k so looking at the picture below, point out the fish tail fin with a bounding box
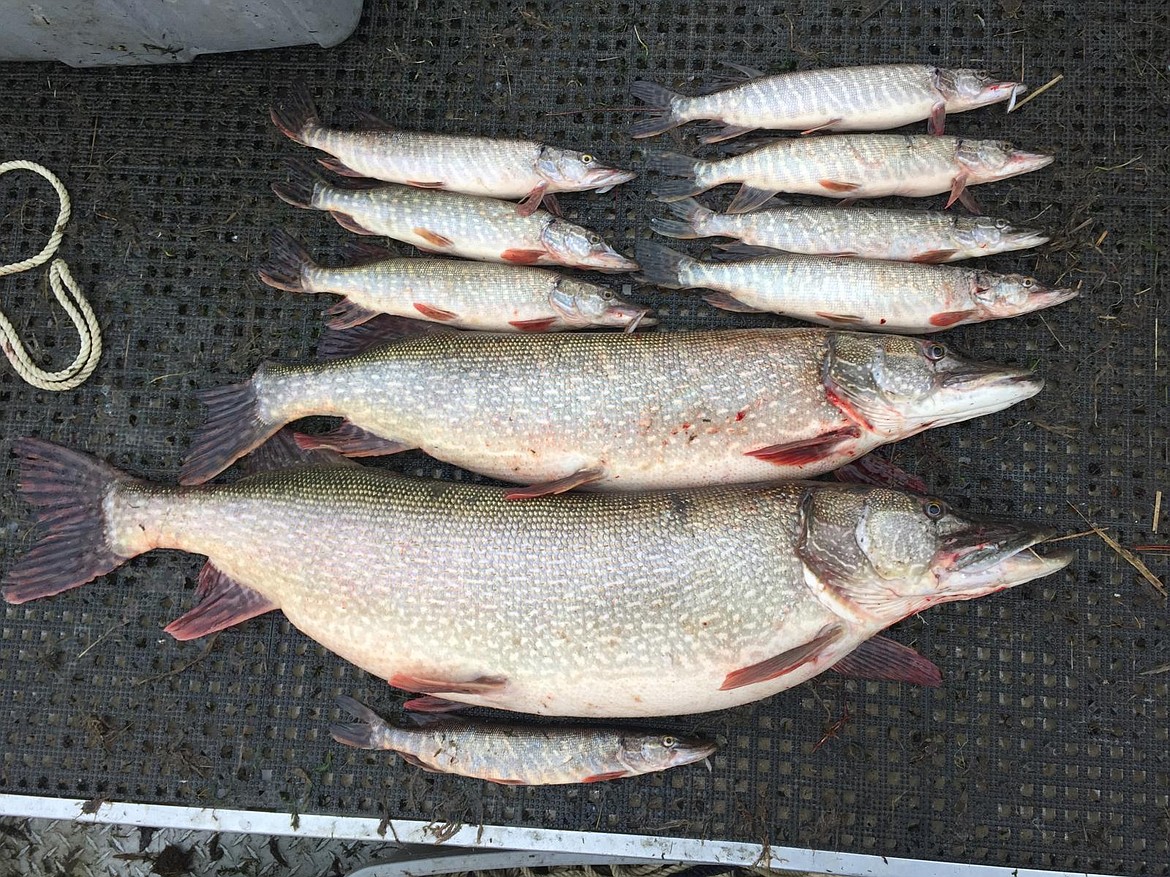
[650,197,715,239]
[635,241,698,290]
[629,81,685,138]
[2,439,138,605]
[180,374,283,485]
[271,160,322,210]
[647,152,705,201]
[269,81,322,146]
[257,229,316,293]
[330,696,393,749]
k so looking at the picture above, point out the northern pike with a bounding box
[650,136,1054,214]
[631,64,1025,143]
[651,198,1050,263]
[258,230,655,332]
[177,321,1044,492]
[271,83,635,217]
[330,696,715,784]
[272,164,638,272]
[636,242,1076,333]
[2,436,1072,717]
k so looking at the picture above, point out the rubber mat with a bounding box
[0,2,1166,875]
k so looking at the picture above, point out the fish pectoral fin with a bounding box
[745,426,862,467]
[819,179,861,193]
[832,454,930,494]
[509,317,559,332]
[928,101,946,136]
[944,172,969,209]
[413,302,459,321]
[403,695,469,713]
[581,770,630,783]
[294,421,408,458]
[726,183,779,214]
[504,467,605,500]
[800,118,843,135]
[516,182,549,217]
[957,187,983,215]
[164,563,277,641]
[703,291,767,314]
[500,248,547,265]
[698,124,758,145]
[720,623,845,690]
[330,211,378,236]
[317,156,365,177]
[814,311,865,325]
[398,752,444,774]
[413,227,454,248]
[928,309,977,328]
[388,672,507,696]
[541,192,563,217]
[486,776,530,785]
[909,248,959,264]
[830,635,942,687]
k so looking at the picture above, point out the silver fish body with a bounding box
[3,439,1073,718]
[632,64,1024,142]
[272,166,638,273]
[651,199,1050,263]
[258,230,654,332]
[637,242,1077,333]
[330,697,715,784]
[177,326,1044,490]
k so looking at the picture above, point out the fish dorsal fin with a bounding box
[241,429,359,473]
[164,563,278,641]
[317,314,454,361]
[351,109,397,131]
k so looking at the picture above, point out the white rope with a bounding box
[0,160,102,391]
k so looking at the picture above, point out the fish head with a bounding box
[954,216,1050,255]
[936,68,1026,112]
[536,146,637,193]
[549,278,657,331]
[823,333,1043,436]
[970,270,1078,319]
[617,732,718,775]
[956,139,1054,184]
[799,486,1072,625]
[541,220,640,272]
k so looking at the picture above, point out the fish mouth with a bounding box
[979,79,1027,109]
[590,168,638,193]
[1000,228,1051,251]
[604,304,657,332]
[934,360,1044,421]
[936,520,1073,593]
[1003,148,1055,177]
[671,738,719,767]
[585,250,641,273]
[1016,283,1079,314]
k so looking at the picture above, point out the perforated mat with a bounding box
[0,2,1167,875]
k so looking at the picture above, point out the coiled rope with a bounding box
[0,160,101,391]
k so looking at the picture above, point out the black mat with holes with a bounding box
[0,2,1167,874]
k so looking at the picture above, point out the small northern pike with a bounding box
[631,64,1025,143]
[258,230,655,332]
[650,136,1054,214]
[330,697,715,784]
[272,164,638,273]
[651,198,1050,263]
[177,321,1043,492]
[2,436,1071,717]
[637,242,1076,333]
[272,83,635,216]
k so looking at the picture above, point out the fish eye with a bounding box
[995,219,1009,230]
[581,154,594,163]
[1022,278,1034,289]
[587,233,601,245]
[602,290,615,300]
[924,342,947,362]
[923,498,946,520]
[661,735,677,748]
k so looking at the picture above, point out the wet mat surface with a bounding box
[0,2,1167,874]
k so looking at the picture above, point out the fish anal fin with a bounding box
[324,298,383,330]
[501,248,547,265]
[699,124,757,145]
[398,752,443,774]
[413,227,454,248]
[745,426,862,467]
[413,302,458,321]
[164,563,277,641]
[504,467,604,500]
[388,673,507,696]
[928,309,976,328]
[331,211,378,235]
[720,623,844,690]
[726,183,779,214]
[317,156,365,177]
[703,291,766,314]
[910,249,959,264]
[294,421,407,458]
[819,179,861,193]
[830,635,942,687]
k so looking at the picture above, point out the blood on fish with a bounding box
[736,411,747,421]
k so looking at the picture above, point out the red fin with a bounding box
[910,249,959,264]
[833,454,930,494]
[242,429,359,473]
[317,314,449,360]
[928,309,976,327]
[745,426,861,467]
[927,102,946,136]
[820,179,860,193]
[389,673,507,695]
[324,298,382,330]
[294,421,407,458]
[801,118,842,135]
[317,156,365,177]
[504,467,604,500]
[830,635,942,687]
[703,291,766,314]
[406,180,445,189]
[501,248,546,265]
[487,777,529,786]
[398,752,443,774]
[582,770,629,783]
[721,624,844,690]
[517,182,548,217]
[509,317,558,332]
[338,238,396,264]
[413,302,458,321]
[944,172,969,209]
[403,696,468,713]
[331,211,378,235]
[164,563,277,641]
[413,228,453,248]
[815,311,865,325]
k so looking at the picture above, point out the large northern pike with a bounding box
[330,696,715,784]
[631,64,1025,143]
[272,82,635,216]
[176,323,1045,494]
[650,136,1054,213]
[2,436,1071,717]
[651,198,1049,263]
[636,242,1076,333]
